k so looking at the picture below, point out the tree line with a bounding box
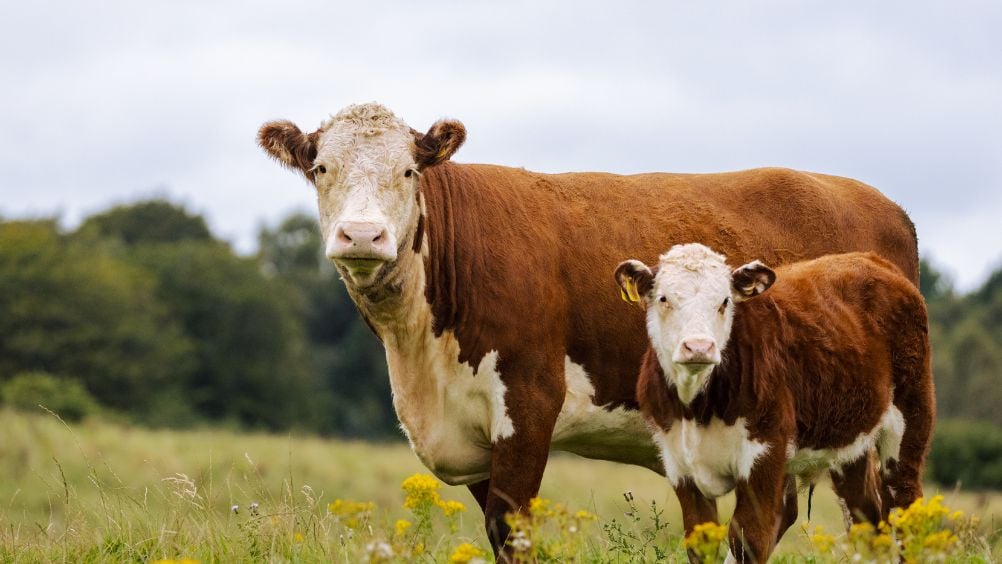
[1,199,1000,479]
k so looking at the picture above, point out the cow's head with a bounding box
[615,243,775,404]
[258,103,465,288]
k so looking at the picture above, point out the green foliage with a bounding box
[929,419,1002,490]
[77,199,211,245]
[0,371,98,422]
[0,220,193,412]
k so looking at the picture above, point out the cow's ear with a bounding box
[258,120,319,178]
[614,259,655,308]
[731,260,776,302]
[413,119,466,169]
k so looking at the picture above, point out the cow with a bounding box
[615,244,934,562]
[257,102,920,557]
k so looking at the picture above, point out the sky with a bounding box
[1,1,1000,290]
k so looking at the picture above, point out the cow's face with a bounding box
[258,103,465,287]
[615,243,775,404]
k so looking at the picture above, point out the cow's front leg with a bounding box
[483,354,565,560]
[675,478,719,564]
[728,443,787,563]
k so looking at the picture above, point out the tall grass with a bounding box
[0,408,997,562]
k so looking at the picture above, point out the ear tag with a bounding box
[621,279,641,303]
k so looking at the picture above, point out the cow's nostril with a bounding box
[372,232,382,243]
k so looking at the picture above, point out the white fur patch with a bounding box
[376,251,661,484]
[786,404,906,478]
[652,417,770,498]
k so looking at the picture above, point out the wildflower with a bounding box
[293,531,305,543]
[230,504,239,514]
[922,530,958,551]
[449,542,487,564]
[328,499,376,529]
[806,524,835,554]
[249,502,259,516]
[509,530,532,552]
[438,499,467,517]
[401,473,443,509]
[394,519,412,536]
[574,509,598,521]
[685,522,728,563]
[365,540,394,562]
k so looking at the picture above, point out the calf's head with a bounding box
[615,243,776,404]
[258,103,465,288]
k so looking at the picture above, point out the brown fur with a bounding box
[412,163,918,555]
[636,252,935,562]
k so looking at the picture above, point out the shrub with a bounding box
[928,419,1002,489]
[1,372,99,422]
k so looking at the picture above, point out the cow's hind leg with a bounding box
[882,319,935,512]
[830,453,883,527]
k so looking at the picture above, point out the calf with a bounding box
[616,244,934,562]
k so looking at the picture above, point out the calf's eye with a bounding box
[719,297,729,313]
[316,165,327,174]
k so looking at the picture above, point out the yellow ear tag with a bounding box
[620,279,641,303]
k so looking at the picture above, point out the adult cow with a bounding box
[257,103,919,555]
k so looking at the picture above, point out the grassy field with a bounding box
[0,408,997,562]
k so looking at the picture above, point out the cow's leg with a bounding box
[776,475,799,545]
[830,453,883,527]
[467,480,489,512]
[674,479,719,564]
[728,445,787,563]
[882,325,934,512]
[483,355,565,560]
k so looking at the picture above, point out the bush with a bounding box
[928,419,1002,489]
[1,372,99,422]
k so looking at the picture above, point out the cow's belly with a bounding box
[389,340,662,484]
[551,358,662,473]
[653,417,769,498]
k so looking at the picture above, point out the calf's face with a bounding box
[615,243,775,404]
[258,103,465,288]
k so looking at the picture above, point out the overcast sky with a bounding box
[2,1,999,290]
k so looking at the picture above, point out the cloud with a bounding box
[1,0,999,290]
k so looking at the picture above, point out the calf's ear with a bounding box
[731,260,776,302]
[413,119,466,169]
[258,120,319,178]
[614,259,655,307]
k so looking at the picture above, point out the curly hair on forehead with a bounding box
[658,243,729,274]
[319,102,410,135]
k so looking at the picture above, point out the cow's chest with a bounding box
[384,332,507,485]
[652,417,769,498]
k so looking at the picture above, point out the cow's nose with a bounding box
[678,338,717,364]
[327,221,396,261]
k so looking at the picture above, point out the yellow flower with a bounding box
[806,524,836,553]
[401,473,443,509]
[449,542,487,563]
[574,509,598,521]
[685,521,728,563]
[293,531,304,543]
[438,499,467,516]
[328,498,376,529]
[394,519,412,536]
[922,530,958,551]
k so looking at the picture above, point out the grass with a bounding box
[0,407,997,562]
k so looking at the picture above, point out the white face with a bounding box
[645,244,736,403]
[616,244,774,405]
[311,106,421,287]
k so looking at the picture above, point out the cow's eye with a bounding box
[316,165,327,174]
[659,295,668,305]
[719,297,729,313]
[404,169,414,178]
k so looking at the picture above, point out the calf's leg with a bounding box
[728,447,787,563]
[674,479,719,564]
[830,453,883,527]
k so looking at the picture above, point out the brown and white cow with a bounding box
[257,103,920,556]
[617,244,934,562]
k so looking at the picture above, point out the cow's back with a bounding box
[420,163,918,410]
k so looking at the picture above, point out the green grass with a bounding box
[0,408,997,562]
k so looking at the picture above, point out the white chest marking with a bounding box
[378,252,660,485]
[652,417,769,498]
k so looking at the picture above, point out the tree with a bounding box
[77,200,211,245]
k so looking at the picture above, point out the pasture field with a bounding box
[0,408,997,562]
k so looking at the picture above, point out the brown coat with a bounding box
[637,252,934,561]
